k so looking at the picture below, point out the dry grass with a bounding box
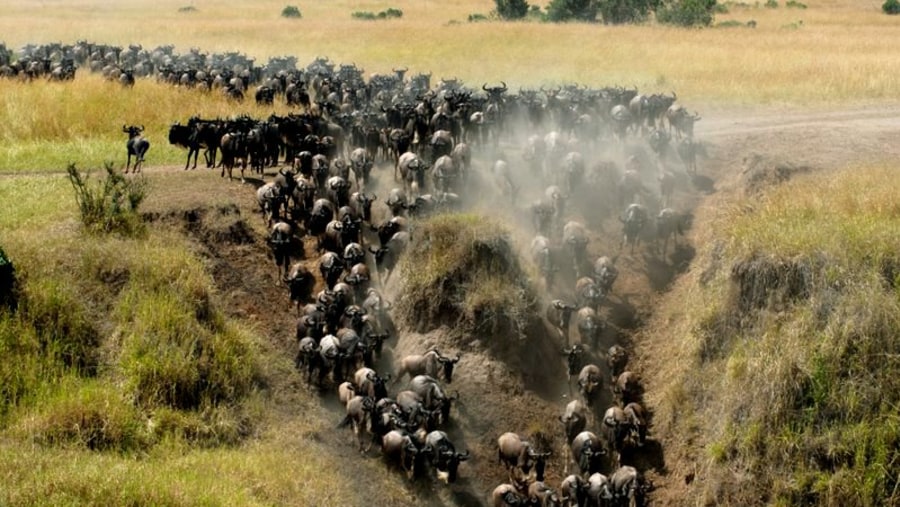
[0,0,898,106]
[640,165,900,506]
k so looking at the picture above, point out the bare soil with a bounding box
[124,102,900,505]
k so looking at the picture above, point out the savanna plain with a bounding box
[1,0,899,506]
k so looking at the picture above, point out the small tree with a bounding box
[598,0,660,24]
[545,0,598,22]
[495,0,531,19]
[656,0,717,26]
[884,0,900,14]
[281,5,302,18]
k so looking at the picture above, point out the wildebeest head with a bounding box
[437,352,461,383]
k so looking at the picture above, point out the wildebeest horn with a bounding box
[482,83,489,92]
[500,81,507,92]
[452,353,461,362]
[368,246,378,253]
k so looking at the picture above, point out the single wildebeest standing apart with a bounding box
[123,125,150,173]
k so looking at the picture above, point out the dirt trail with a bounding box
[55,101,900,505]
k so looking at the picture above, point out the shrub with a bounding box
[785,0,806,8]
[715,19,743,27]
[596,0,661,23]
[884,0,900,14]
[545,0,599,22]
[468,13,490,21]
[66,163,146,236]
[177,5,197,12]
[281,5,302,18]
[352,8,402,19]
[495,0,531,19]
[764,0,778,7]
[656,0,717,26]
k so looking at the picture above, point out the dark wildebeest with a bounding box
[123,125,150,173]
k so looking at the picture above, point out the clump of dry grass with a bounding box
[396,213,538,343]
[641,165,900,506]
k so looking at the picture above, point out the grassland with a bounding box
[641,167,900,505]
[2,1,900,505]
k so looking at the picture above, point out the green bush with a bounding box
[765,0,778,7]
[884,0,900,14]
[596,0,661,23]
[545,0,600,22]
[495,0,531,19]
[66,163,146,236]
[656,0,717,26]
[352,8,403,19]
[715,19,743,27]
[468,13,490,21]
[785,0,806,8]
[281,5,302,18]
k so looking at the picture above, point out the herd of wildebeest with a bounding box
[4,40,709,506]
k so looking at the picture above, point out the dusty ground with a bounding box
[126,102,900,506]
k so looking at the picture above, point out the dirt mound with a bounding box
[739,153,811,195]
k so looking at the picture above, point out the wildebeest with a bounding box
[268,221,294,280]
[492,483,527,507]
[497,432,550,481]
[395,348,461,385]
[665,103,701,139]
[614,371,642,406]
[382,429,425,480]
[339,394,377,452]
[577,364,603,407]
[547,300,577,346]
[570,431,607,477]
[285,262,314,310]
[562,221,589,278]
[607,344,629,382]
[370,230,409,285]
[656,207,686,257]
[528,481,562,507]
[349,147,374,190]
[620,203,648,254]
[560,399,589,445]
[586,472,614,506]
[423,430,470,484]
[530,235,557,288]
[409,374,456,425]
[559,474,589,507]
[609,465,642,506]
[574,307,604,349]
[123,124,149,173]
